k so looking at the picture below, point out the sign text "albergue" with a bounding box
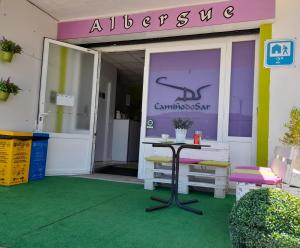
[89,6,235,33]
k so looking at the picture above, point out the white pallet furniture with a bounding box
[236,183,278,201]
[144,156,173,190]
[144,143,230,198]
[282,184,300,198]
[179,160,230,198]
[282,146,300,188]
[231,146,298,201]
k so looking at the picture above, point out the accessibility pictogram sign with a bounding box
[265,39,295,67]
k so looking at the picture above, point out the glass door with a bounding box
[38,38,99,175]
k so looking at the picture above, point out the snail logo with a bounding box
[156,77,211,102]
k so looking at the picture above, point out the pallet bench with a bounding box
[143,144,230,198]
[229,146,300,200]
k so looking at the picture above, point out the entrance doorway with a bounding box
[93,50,145,179]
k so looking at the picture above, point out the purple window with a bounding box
[146,49,221,140]
[228,41,256,137]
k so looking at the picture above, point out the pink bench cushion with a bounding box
[179,158,201,164]
[229,173,282,185]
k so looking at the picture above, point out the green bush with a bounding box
[229,188,300,248]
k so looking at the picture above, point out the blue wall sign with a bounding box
[265,39,295,67]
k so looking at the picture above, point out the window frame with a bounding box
[222,35,259,144]
[142,43,227,142]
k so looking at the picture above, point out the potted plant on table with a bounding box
[173,118,193,143]
[0,37,22,63]
[0,77,21,101]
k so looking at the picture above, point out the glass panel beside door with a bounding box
[228,40,256,138]
[41,42,95,134]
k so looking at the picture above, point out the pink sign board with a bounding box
[57,0,275,40]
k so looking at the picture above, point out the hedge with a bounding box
[229,188,300,248]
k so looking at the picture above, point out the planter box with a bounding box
[280,146,300,188]
[0,51,13,63]
[0,91,10,101]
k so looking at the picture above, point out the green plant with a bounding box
[281,107,300,146]
[0,37,22,54]
[173,118,193,129]
[229,188,300,248]
[0,77,21,95]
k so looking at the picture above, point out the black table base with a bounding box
[146,196,202,215]
[143,143,208,215]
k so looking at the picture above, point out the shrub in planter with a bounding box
[229,188,300,248]
[0,77,21,101]
[0,37,22,62]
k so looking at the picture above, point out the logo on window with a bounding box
[156,77,211,102]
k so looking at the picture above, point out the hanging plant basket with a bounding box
[0,90,10,101]
[0,77,21,102]
[0,51,14,63]
[0,37,22,63]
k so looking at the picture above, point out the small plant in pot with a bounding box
[0,77,21,101]
[173,118,193,143]
[0,37,22,63]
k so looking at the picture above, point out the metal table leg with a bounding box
[146,146,176,212]
[174,146,203,215]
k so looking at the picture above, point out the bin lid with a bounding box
[0,130,32,137]
[33,132,49,138]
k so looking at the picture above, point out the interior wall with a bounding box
[0,0,57,131]
[268,0,300,161]
[94,60,117,162]
[115,76,143,121]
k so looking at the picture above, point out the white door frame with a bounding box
[93,34,259,179]
[138,43,227,179]
[222,35,259,164]
[38,38,100,175]
[140,43,227,144]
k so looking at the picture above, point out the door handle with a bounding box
[39,112,50,122]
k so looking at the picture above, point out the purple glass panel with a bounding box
[146,49,221,140]
[228,41,255,137]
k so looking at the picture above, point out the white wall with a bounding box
[0,0,57,131]
[94,60,117,162]
[269,0,300,161]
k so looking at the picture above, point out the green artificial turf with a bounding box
[0,177,234,248]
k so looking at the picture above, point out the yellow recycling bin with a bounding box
[0,131,32,186]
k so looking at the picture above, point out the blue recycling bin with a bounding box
[29,133,49,181]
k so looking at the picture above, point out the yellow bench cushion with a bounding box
[198,160,230,168]
[145,156,172,163]
[233,169,275,177]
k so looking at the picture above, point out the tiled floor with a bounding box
[76,173,143,184]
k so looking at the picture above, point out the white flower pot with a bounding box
[175,129,187,143]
